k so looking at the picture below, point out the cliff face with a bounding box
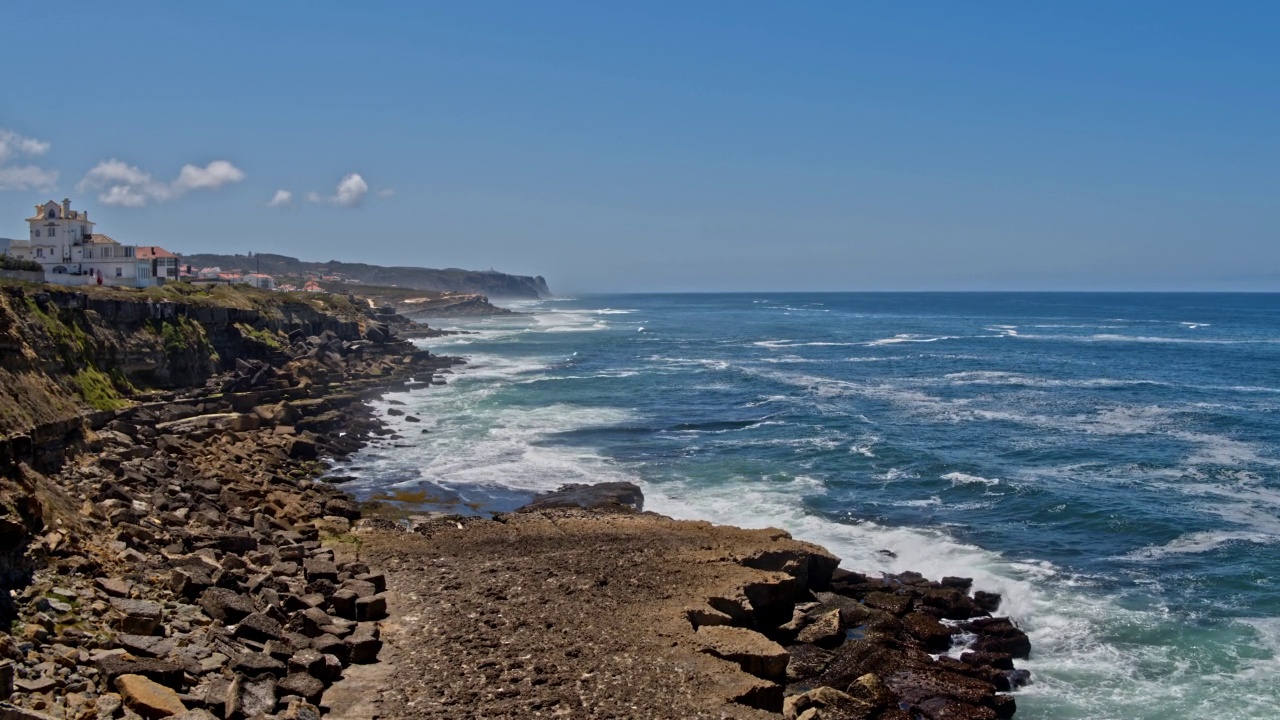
[182,252,552,299]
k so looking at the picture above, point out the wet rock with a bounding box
[115,673,187,718]
[902,612,955,652]
[962,618,1030,659]
[785,643,833,684]
[517,482,644,513]
[862,592,912,617]
[972,591,1001,614]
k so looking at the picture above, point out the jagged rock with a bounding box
[111,598,163,636]
[278,700,322,720]
[962,618,1030,659]
[98,657,184,688]
[0,702,60,719]
[972,591,1001,614]
[116,634,175,659]
[783,686,877,720]
[796,609,844,649]
[277,672,324,703]
[115,673,187,718]
[862,592,912,617]
[902,612,955,652]
[233,613,283,643]
[225,673,276,719]
[517,482,644,512]
[198,588,254,624]
[231,651,287,677]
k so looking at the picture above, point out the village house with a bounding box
[136,246,180,283]
[5,199,177,287]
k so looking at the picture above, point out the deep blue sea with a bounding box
[336,293,1280,719]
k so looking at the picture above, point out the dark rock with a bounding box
[234,613,284,643]
[231,652,287,677]
[97,657,185,688]
[973,591,1002,614]
[345,632,382,664]
[278,673,324,704]
[902,612,955,652]
[863,592,912,617]
[110,598,163,636]
[199,588,255,624]
[517,482,644,513]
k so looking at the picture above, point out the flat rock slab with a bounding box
[115,674,187,718]
[348,509,838,719]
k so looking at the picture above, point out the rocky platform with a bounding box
[325,485,1031,720]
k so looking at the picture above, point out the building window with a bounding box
[33,229,40,238]
[36,249,42,258]
[115,267,122,277]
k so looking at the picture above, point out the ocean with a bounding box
[334,292,1280,720]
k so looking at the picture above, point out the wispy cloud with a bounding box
[376,188,396,198]
[78,159,246,207]
[267,189,294,208]
[0,127,58,191]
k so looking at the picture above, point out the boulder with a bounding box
[111,598,163,636]
[516,482,644,512]
[115,674,187,718]
[782,686,877,720]
[278,672,324,704]
[225,673,276,719]
[796,609,844,649]
[199,588,254,624]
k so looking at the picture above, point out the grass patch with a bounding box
[72,367,129,410]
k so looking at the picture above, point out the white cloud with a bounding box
[0,127,58,191]
[267,189,293,208]
[175,160,245,191]
[78,158,245,207]
[306,191,322,204]
[0,128,50,164]
[331,173,368,207]
[0,165,59,192]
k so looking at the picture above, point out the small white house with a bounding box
[8,199,154,287]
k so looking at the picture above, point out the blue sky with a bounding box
[1,2,1276,292]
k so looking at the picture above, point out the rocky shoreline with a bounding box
[0,286,1033,720]
[0,287,462,719]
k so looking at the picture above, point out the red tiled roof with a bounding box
[135,246,177,259]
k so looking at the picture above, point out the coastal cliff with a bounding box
[0,281,1030,720]
[181,253,551,300]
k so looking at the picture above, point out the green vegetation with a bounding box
[72,367,129,411]
[0,255,42,273]
[234,322,285,351]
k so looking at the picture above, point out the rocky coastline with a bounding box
[0,284,1032,720]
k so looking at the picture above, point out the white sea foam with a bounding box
[1124,531,1274,560]
[866,334,961,346]
[942,472,1001,487]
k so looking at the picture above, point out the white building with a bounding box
[7,199,154,287]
